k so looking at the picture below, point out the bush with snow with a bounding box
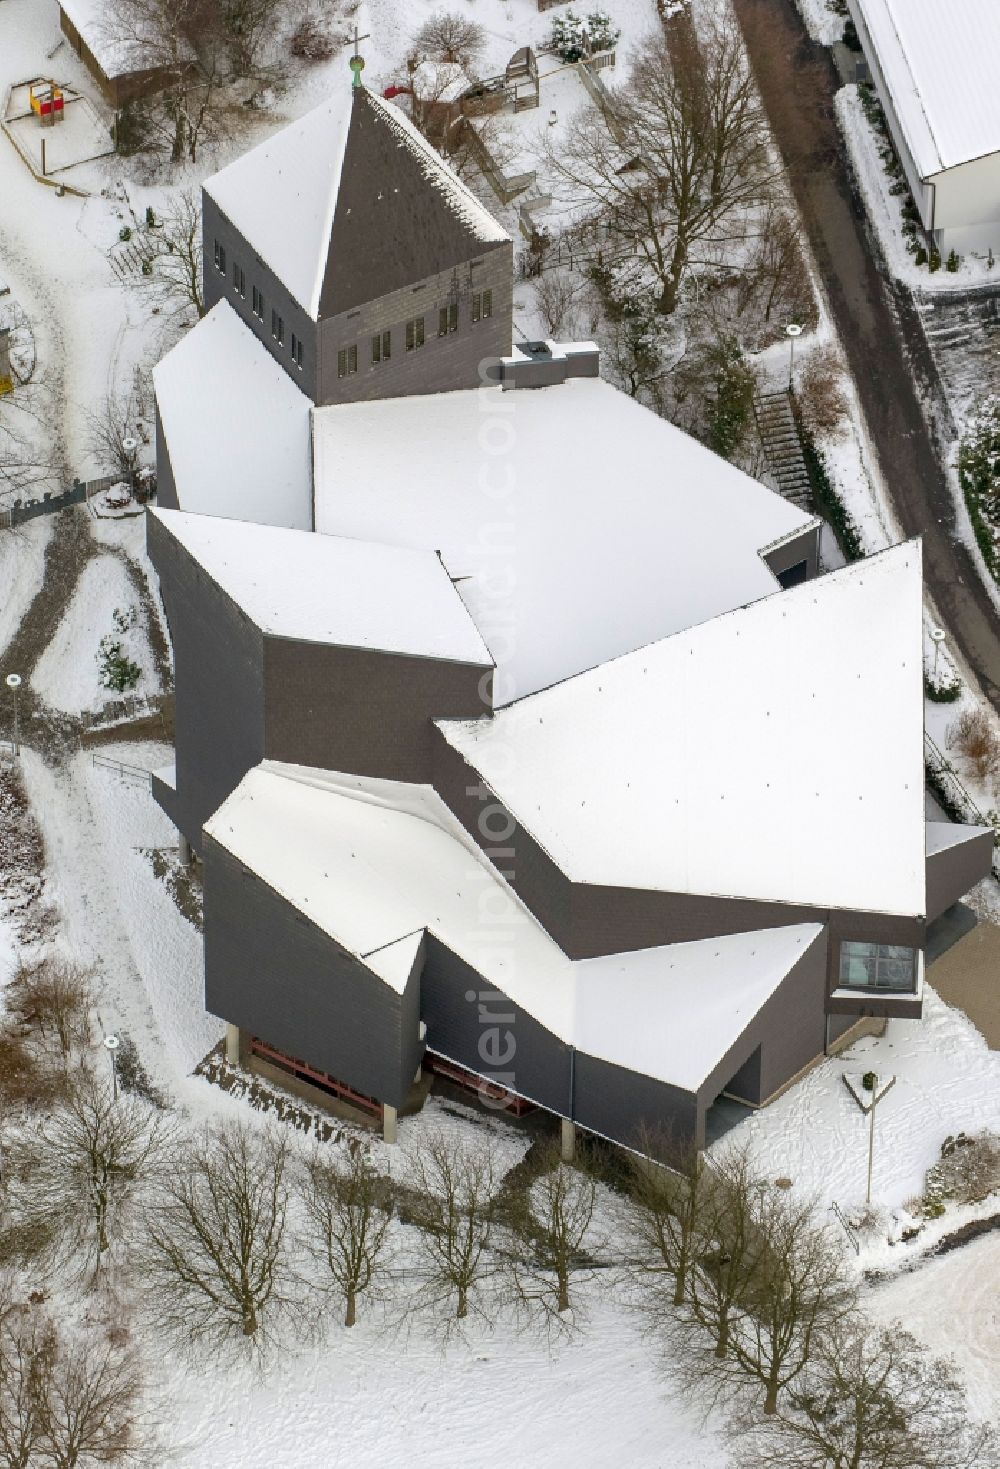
[550,9,620,64]
[959,394,1000,581]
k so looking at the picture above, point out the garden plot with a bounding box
[32,552,158,715]
[5,83,113,176]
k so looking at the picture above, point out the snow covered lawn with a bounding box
[868,1232,1000,1422]
[19,742,219,1090]
[733,988,1000,1215]
[32,552,159,714]
[0,517,51,659]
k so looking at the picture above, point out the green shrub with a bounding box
[119,225,132,242]
[958,396,1000,580]
[914,246,928,266]
[97,636,142,693]
[928,247,941,272]
[794,407,864,562]
[946,249,960,272]
[924,673,961,703]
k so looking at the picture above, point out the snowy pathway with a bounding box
[19,744,220,1094]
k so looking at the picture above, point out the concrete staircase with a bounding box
[753,387,814,512]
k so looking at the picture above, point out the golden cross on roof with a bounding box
[349,26,371,87]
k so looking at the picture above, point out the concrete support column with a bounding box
[178,833,192,866]
[382,1104,398,1145]
[560,1117,576,1164]
[225,1023,243,1069]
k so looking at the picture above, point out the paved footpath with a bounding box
[733,0,1000,709]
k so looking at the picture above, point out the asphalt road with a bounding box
[733,0,1000,708]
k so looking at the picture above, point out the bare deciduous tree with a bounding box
[628,1128,713,1307]
[533,270,585,338]
[407,1131,499,1324]
[0,1304,54,1469]
[947,707,1000,784]
[506,1138,601,1319]
[144,1119,294,1353]
[40,1328,146,1468]
[685,1147,762,1361]
[10,1073,172,1276]
[300,1146,394,1327]
[734,1318,1000,1469]
[145,189,205,321]
[548,13,780,315]
[728,1188,853,1414]
[414,12,486,68]
[796,343,849,438]
[7,959,93,1059]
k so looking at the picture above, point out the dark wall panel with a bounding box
[264,641,491,784]
[147,516,266,848]
[204,842,417,1108]
[926,830,993,922]
[421,935,572,1116]
[203,196,318,402]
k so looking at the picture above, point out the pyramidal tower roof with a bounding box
[204,86,509,322]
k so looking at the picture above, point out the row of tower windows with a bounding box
[214,240,304,369]
[336,292,494,380]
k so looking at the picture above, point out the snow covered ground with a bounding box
[868,1233,1000,1423]
[0,516,51,658]
[31,552,159,715]
[793,0,845,46]
[735,989,1000,1216]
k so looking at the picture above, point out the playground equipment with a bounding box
[0,329,12,398]
[29,81,65,126]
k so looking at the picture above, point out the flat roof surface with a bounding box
[205,762,822,1092]
[440,542,927,916]
[58,0,190,77]
[153,302,313,531]
[150,508,493,664]
[313,378,816,704]
[853,0,1000,176]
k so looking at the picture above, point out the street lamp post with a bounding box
[104,1033,121,1100]
[5,673,21,754]
[785,323,803,391]
[930,626,946,682]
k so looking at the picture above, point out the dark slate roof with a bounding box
[319,89,509,318]
[203,85,508,322]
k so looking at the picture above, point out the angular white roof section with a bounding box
[150,508,493,664]
[313,378,818,704]
[154,302,312,531]
[204,90,354,319]
[205,762,823,1092]
[853,0,1000,176]
[925,820,991,857]
[440,542,927,916]
[58,0,194,79]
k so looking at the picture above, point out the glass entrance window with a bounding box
[838,941,917,993]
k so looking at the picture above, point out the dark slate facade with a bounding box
[201,86,512,405]
[204,841,422,1110]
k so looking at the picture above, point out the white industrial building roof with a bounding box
[153,302,313,531]
[150,508,493,664]
[206,762,823,1093]
[853,0,1000,177]
[440,542,927,916]
[313,378,817,704]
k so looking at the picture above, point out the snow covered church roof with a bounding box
[203,86,508,321]
[313,377,818,703]
[439,541,927,917]
[205,761,824,1093]
[150,508,494,664]
[154,301,313,530]
[852,0,1000,177]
